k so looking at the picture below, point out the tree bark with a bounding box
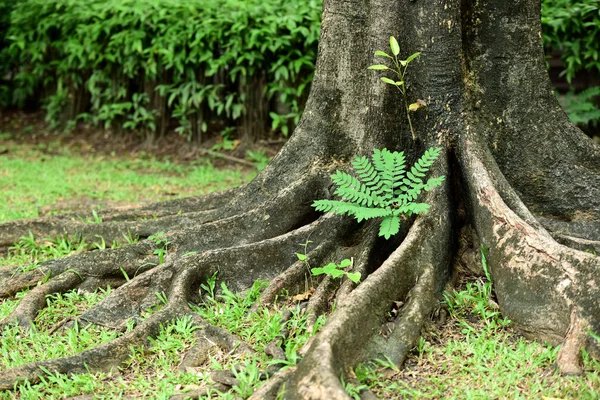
[0,0,599,398]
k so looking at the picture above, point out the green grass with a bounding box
[0,141,322,398]
[0,267,322,399]
[0,137,254,221]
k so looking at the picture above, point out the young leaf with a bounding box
[296,253,307,261]
[368,64,389,70]
[323,263,345,278]
[346,272,361,284]
[390,36,400,56]
[339,258,352,268]
[405,52,421,64]
[311,267,325,275]
[381,77,397,85]
[375,50,393,59]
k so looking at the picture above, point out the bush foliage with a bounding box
[1,0,599,140]
[542,0,600,82]
[0,0,320,141]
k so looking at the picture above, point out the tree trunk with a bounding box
[1,0,599,397]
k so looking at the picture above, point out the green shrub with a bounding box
[0,0,19,106]
[542,0,600,82]
[559,86,600,128]
[2,0,321,141]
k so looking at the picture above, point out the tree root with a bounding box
[0,302,190,390]
[1,123,598,398]
[179,315,255,371]
[286,158,453,398]
[459,131,600,366]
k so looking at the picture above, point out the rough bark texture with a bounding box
[1,0,599,398]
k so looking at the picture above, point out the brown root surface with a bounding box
[459,130,600,366]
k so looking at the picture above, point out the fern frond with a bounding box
[352,156,387,202]
[330,171,378,207]
[414,147,442,170]
[313,147,445,240]
[379,216,400,239]
[312,200,391,222]
[424,176,445,191]
[391,151,407,196]
[402,202,431,215]
[372,148,400,202]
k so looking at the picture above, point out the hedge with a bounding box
[1,0,598,141]
[0,0,321,142]
[542,0,600,82]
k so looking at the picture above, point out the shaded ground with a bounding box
[358,272,600,399]
[0,110,283,169]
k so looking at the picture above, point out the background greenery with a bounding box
[0,0,320,142]
[1,0,598,143]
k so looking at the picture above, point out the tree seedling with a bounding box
[311,258,361,284]
[368,36,424,140]
[313,148,445,239]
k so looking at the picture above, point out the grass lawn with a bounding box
[0,134,599,399]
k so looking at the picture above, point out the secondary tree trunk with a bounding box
[1,0,599,398]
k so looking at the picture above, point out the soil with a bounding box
[0,110,285,168]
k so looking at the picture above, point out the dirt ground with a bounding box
[0,110,284,168]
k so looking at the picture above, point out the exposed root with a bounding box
[536,216,600,253]
[336,229,379,304]
[1,270,84,328]
[253,239,335,311]
[0,240,158,298]
[305,275,337,330]
[380,264,440,365]
[179,315,255,371]
[0,194,360,391]
[0,168,327,252]
[0,302,190,390]
[76,261,177,330]
[459,131,600,355]
[556,309,587,375]
[286,157,453,397]
[248,367,296,400]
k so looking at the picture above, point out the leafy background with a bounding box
[0,0,598,142]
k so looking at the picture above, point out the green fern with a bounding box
[560,86,600,127]
[313,147,445,239]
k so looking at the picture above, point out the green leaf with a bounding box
[379,216,401,239]
[296,253,307,261]
[368,64,389,70]
[405,52,421,64]
[375,50,393,59]
[311,267,325,275]
[322,263,339,274]
[346,272,361,284]
[331,269,345,278]
[321,263,345,279]
[339,258,352,268]
[390,36,400,56]
[381,77,397,85]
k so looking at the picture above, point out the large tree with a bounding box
[1,0,599,397]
